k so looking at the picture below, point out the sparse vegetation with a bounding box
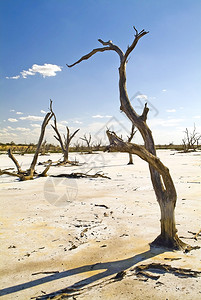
[182,124,201,152]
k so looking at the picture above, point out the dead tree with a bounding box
[127,124,137,164]
[20,144,32,155]
[40,140,48,155]
[51,113,80,163]
[0,101,54,180]
[67,27,193,250]
[80,134,93,154]
[182,124,201,152]
[74,141,82,152]
[93,139,102,151]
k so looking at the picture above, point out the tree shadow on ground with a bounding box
[0,246,166,298]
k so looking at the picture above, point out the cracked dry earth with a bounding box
[0,150,201,299]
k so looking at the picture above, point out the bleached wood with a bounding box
[67,27,190,249]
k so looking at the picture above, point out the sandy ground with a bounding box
[0,150,200,299]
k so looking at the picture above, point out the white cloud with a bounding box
[162,89,167,92]
[16,127,30,132]
[193,115,201,119]
[73,120,83,124]
[92,115,112,119]
[6,63,62,80]
[10,109,15,112]
[20,115,44,121]
[166,109,176,113]
[136,94,148,100]
[0,131,17,138]
[1,127,8,132]
[6,126,30,132]
[40,110,47,114]
[148,118,184,128]
[60,120,68,124]
[21,70,35,78]
[16,111,23,115]
[8,118,18,122]
[6,75,20,80]
[31,124,41,128]
[21,63,62,78]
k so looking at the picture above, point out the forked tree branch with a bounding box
[98,39,124,59]
[51,110,80,162]
[51,114,65,153]
[69,128,80,141]
[67,26,192,250]
[127,124,137,142]
[123,27,149,64]
[2,100,54,180]
[67,27,148,68]
[67,28,149,129]
[80,134,92,146]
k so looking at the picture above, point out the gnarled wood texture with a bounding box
[67,27,190,250]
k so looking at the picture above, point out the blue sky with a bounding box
[0,0,201,145]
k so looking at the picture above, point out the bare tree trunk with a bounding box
[128,153,133,165]
[80,134,93,154]
[182,125,201,152]
[127,124,136,165]
[51,113,79,163]
[106,130,187,249]
[1,101,54,181]
[63,150,69,162]
[158,201,178,247]
[25,103,53,180]
[39,161,52,177]
[8,148,24,174]
[67,27,191,250]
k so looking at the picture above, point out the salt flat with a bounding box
[0,150,201,299]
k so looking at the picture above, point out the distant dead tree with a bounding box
[0,101,54,180]
[127,124,137,164]
[80,134,93,154]
[74,141,82,152]
[182,124,201,152]
[93,139,102,151]
[20,144,32,155]
[40,140,49,155]
[67,27,195,251]
[51,113,80,163]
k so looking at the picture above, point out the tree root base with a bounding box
[150,234,200,252]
